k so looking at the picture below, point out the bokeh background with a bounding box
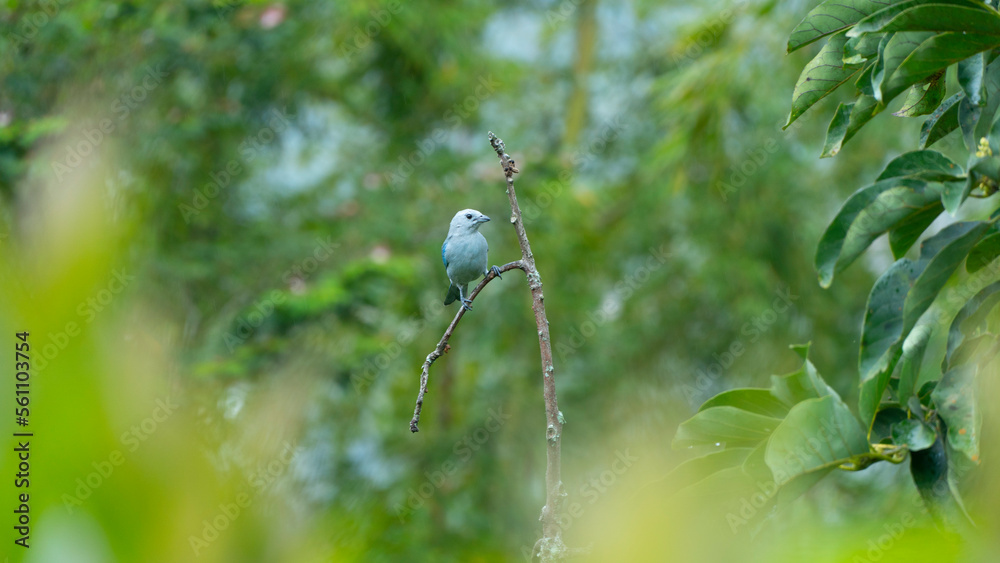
[1,0,998,561]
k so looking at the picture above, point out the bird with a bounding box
[442,209,502,310]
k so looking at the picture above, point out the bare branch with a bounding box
[488,132,567,561]
[409,132,568,561]
[409,260,523,433]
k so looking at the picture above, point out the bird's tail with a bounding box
[444,283,461,305]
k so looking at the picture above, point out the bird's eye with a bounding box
[465,213,473,219]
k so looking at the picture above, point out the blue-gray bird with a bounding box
[442,209,502,310]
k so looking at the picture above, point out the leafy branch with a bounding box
[670,0,999,534]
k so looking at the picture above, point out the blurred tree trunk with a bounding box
[562,0,596,148]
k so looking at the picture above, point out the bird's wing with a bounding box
[441,238,449,267]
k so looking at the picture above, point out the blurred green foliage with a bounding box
[1,0,998,562]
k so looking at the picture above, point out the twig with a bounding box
[487,132,567,561]
[408,132,569,560]
[410,260,524,433]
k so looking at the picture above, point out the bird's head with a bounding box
[449,209,490,234]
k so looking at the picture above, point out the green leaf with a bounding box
[672,406,783,449]
[859,366,895,431]
[882,32,1000,104]
[893,73,946,117]
[941,178,974,214]
[888,201,945,258]
[972,54,1000,141]
[740,440,772,483]
[870,32,897,100]
[909,429,973,530]
[946,280,1000,360]
[875,31,936,103]
[893,71,945,117]
[699,388,791,418]
[872,406,909,443]
[822,102,854,157]
[655,448,754,497]
[931,365,980,462]
[769,356,837,406]
[946,333,995,370]
[958,51,986,106]
[856,60,878,97]
[786,32,862,128]
[825,94,883,157]
[788,0,903,53]
[898,324,932,401]
[958,96,983,151]
[860,259,920,383]
[852,2,1000,36]
[876,149,964,181]
[815,178,944,287]
[891,417,937,451]
[959,155,1000,211]
[920,92,962,148]
[858,222,986,386]
[902,221,990,334]
[966,232,1000,272]
[844,33,883,65]
[765,396,869,482]
[918,380,938,406]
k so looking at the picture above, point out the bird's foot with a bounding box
[461,299,473,311]
[490,265,503,280]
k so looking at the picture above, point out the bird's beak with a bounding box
[479,215,491,223]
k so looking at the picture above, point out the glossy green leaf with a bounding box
[844,33,883,65]
[941,178,974,214]
[859,366,895,431]
[959,155,1000,212]
[972,54,1000,141]
[740,440,772,483]
[765,396,869,482]
[872,406,909,442]
[909,430,973,529]
[918,380,938,406]
[822,102,854,157]
[920,92,962,148]
[891,417,937,451]
[876,149,964,181]
[769,356,837,406]
[966,232,1000,272]
[931,365,981,462]
[946,333,995,370]
[898,323,932,401]
[859,222,986,386]
[893,73,946,117]
[815,178,944,287]
[855,60,878,97]
[852,2,1000,36]
[671,465,759,512]
[827,94,883,157]
[888,202,945,258]
[788,0,902,53]
[902,221,990,333]
[870,32,897,99]
[655,448,754,497]
[860,259,920,382]
[946,280,1000,360]
[958,96,983,151]
[672,406,782,449]
[786,32,862,128]
[699,388,791,418]
[882,32,1000,104]
[875,31,935,103]
[958,51,986,106]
